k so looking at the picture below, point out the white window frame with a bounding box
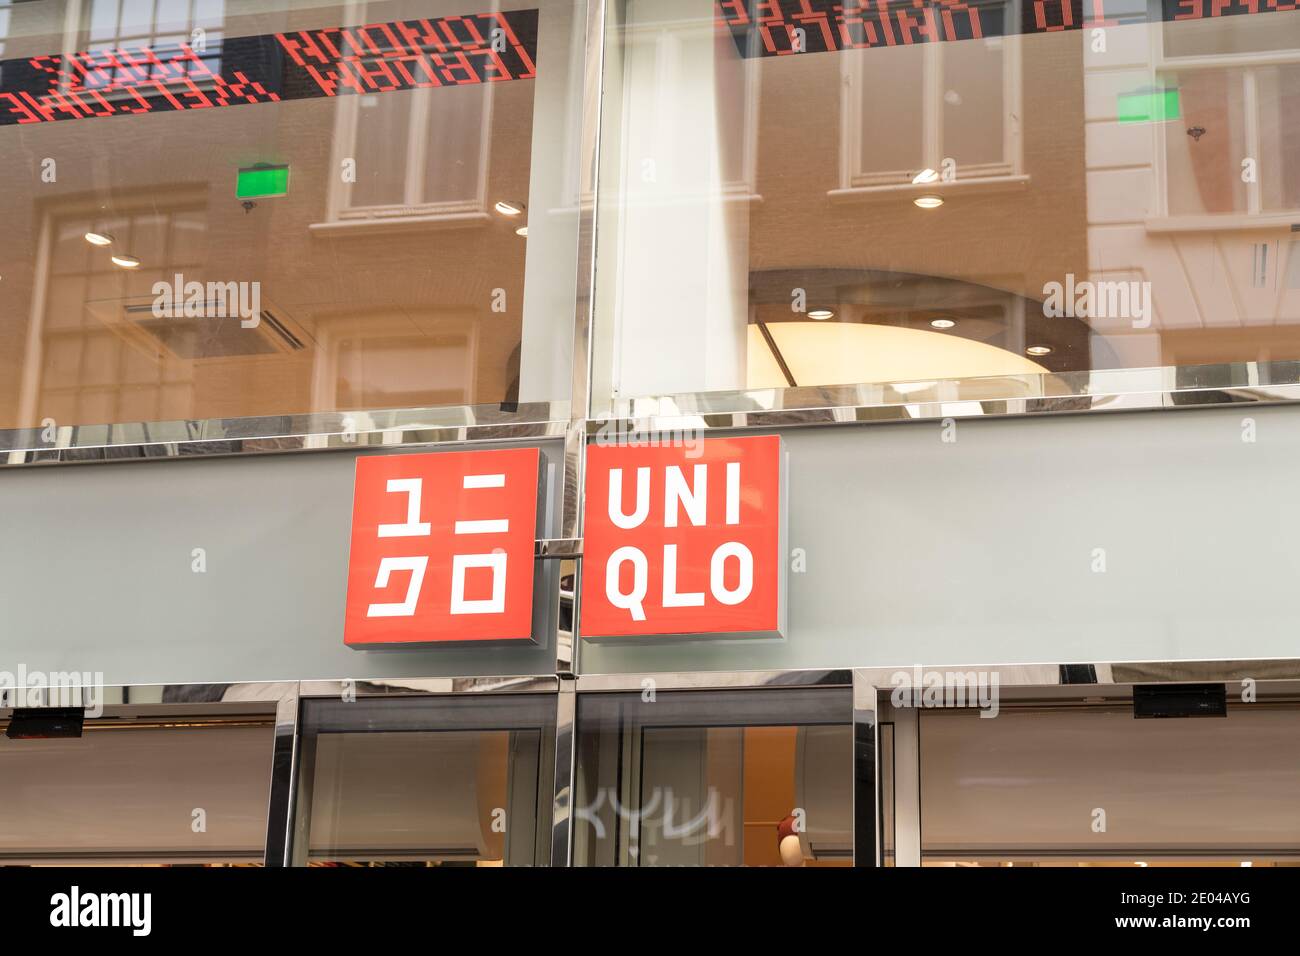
[1151,23,1300,223]
[324,84,495,225]
[70,0,226,98]
[320,0,494,228]
[613,17,763,205]
[838,0,1024,192]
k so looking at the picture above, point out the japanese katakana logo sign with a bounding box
[344,448,539,647]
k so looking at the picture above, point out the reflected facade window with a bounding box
[591,0,1300,413]
[0,0,586,434]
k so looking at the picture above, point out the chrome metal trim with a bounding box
[554,557,578,677]
[0,402,569,466]
[263,683,301,868]
[9,362,1300,467]
[550,678,577,866]
[535,537,583,558]
[590,360,1300,429]
[852,670,882,868]
[568,0,602,429]
[574,668,853,693]
[297,676,560,699]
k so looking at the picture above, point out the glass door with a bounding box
[291,693,556,867]
[573,686,853,867]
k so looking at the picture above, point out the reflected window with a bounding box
[330,83,492,221]
[843,0,1019,188]
[1162,66,1300,217]
[81,0,226,87]
[31,201,209,427]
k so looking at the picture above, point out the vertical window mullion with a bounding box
[924,41,942,169]
[406,92,430,207]
[1243,69,1262,215]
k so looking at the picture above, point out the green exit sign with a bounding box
[237,164,289,199]
[1118,88,1180,124]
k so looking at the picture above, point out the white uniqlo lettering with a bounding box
[378,478,432,537]
[710,542,753,605]
[451,473,509,615]
[604,459,753,622]
[609,467,650,529]
[367,556,428,617]
[662,543,703,607]
[368,477,433,617]
[451,552,507,614]
[664,465,707,528]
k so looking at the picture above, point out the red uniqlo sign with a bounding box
[344,448,539,646]
[581,436,786,639]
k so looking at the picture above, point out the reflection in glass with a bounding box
[593,1,1300,411]
[0,0,587,434]
[0,715,273,865]
[296,696,554,866]
[574,689,852,866]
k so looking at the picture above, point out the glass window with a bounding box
[591,0,1300,416]
[0,0,589,440]
[573,688,852,866]
[920,703,1300,865]
[0,709,274,865]
[294,695,555,866]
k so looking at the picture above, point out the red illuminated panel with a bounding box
[581,436,786,639]
[0,9,538,127]
[344,448,540,647]
[276,12,538,97]
[716,0,1297,57]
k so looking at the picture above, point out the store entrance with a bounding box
[0,703,276,866]
[290,693,556,866]
[903,694,1300,867]
[572,684,854,866]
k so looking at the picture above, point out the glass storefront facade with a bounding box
[1,0,1300,868]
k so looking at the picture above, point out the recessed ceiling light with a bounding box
[930,318,956,329]
[110,254,141,268]
[515,225,528,237]
[1026,345,1052,356]
[808,309,834,320]
[912,168,939,185]
[914,195,944,209]
[84,231,114,246]
[494,200,525,216]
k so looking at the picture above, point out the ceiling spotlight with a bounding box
[914,195,944,209]
[930,318,956,329]
[912,168,939,185]
[515,225,528,237]
[84,231,114,246]
[808,309,834,320]
[494,200,525,216]
[1026,345,1052,356]
[110,254,141,269]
